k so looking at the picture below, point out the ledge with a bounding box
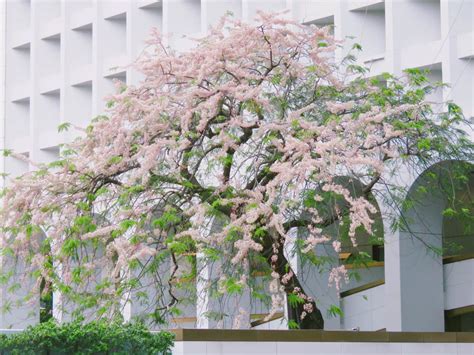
[344,261,384,270]
[170,313,285,327]
[401,39,442,70]
[39,17,61,40]
[443,253,474,265]
[170,329,474,343]
[445,304,474,318]
[11,28,31,49]
[340,279,384,298]
[70,7,93,31]
[137,0,162,9]
[250,312,284,328]
[348,0,385,12]
[457,32,473,59]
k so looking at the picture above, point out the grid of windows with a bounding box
[2,0,473,180]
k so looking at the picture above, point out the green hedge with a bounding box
[0,320,174,355]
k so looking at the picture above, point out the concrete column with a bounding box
[92,0,113,117]
[196,254,251,329]
[201,0,242,29]
[162,0,201,50]
[440,0,473,122]
[382,164,446,331]
[242,0,288,23]
[0,0,5,189]
[399,181,445,331]
[127,0,162,86]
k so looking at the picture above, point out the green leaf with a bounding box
[442,208,457,218]
[1,149,12,157]
[224,278,244,295]
[57,122,71,133]
[417,138,431,150]
[120,219,137,231]
[327,305,343,318]
[202,247,221,261]
[287,293,305,308]
[288,319,300,329]
[271,73,282,85]
[107,155,123,165]
[254,226,267,239]
[61,238,80,256]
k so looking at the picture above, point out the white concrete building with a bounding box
[0,0,473,334]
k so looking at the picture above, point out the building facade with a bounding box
[0,0,473,332]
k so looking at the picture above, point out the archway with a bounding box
[294,176,385,330]
[397,160,473,331]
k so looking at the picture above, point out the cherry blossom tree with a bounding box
[1,13,472,329]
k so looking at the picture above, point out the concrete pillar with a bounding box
[196,254,251,329]
[201,0,242,30]
[383,164,446,331]
[162,0,202,50]
[440,0,473,123]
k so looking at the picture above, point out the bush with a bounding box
[0,320,174,355]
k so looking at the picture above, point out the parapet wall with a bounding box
[171,329,474,355]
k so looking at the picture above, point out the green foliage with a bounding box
[223,277,244,295]
[57,122,71,133]
[1,149,12,157]
[202,247,221,261]
[107,156,123,166]
[287,293,305,308]
[442,208,457,218]
[287,319,299,329]
[327,305,343,318]
[0,320,174,355]
[152,209,181,230]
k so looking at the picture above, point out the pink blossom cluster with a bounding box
[0,12,425,324]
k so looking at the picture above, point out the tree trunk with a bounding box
[260,232,324,329]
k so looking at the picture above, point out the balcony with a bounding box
[102,3,128,20]
[39,17,62,40]
[457,32,474,59]
[10,81,31,103]
[11,28,31,50]
[38,73,61,95]
[103,54,129,78]
[137,0,161,9]
[348,0,385,12]
[401,39,442,70]
[70,64,93,87]
[70,6,94,31]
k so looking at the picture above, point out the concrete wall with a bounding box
[341,284,385,331]
[1,0,473,330]
[170,329,474,355]
[445,259,474,311]
[172,341,473,355]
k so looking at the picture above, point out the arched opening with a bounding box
[333,178,385,266]
[399,160,473,331]
[442,170,474,259]
[293,176,385,330]
[311,177,385,282]
[440,165,474,332]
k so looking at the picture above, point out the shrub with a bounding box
[0,320,174,355]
